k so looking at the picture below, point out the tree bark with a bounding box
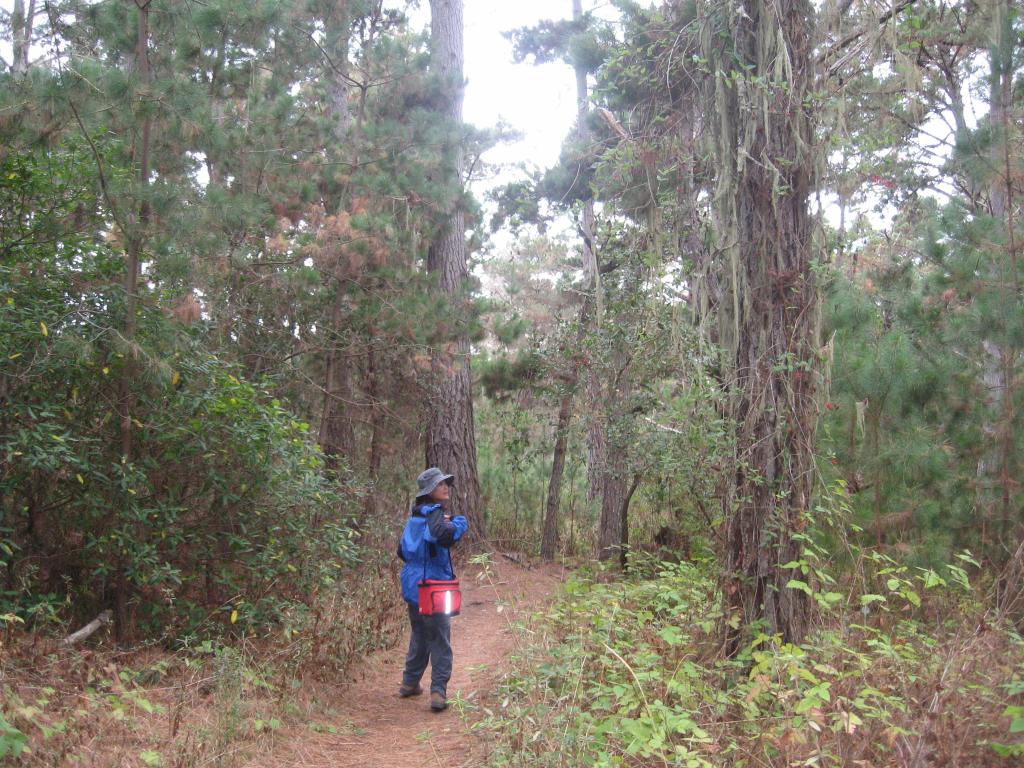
[327,0,352,141]
[564,0,623,562]
[11,0,35,76]
[318,0,357,478]
[319,291,356,474]
[976,0,1020,552]
[364,335,383,521]
[596,439,629,561]
[703,0,820,651]
[573,0,601,310]
[426,0,484,544]
[585,367,606,502]
[595,363,634,562]
[618,472,642,569]
[541,387,574,559]
[114,0,153,644]
[121,0,152,465]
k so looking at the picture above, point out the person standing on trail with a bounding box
[397,467,468,711]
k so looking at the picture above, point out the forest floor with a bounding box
[239,557,566,768]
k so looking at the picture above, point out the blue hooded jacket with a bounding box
[398,502,469,605]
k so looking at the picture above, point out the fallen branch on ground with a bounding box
[60,609,112,648]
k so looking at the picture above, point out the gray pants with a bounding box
[402,603,452,695]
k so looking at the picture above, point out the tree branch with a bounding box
[818,0,918,71]
[60,610,113,647]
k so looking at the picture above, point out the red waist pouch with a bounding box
[418,579,461,616]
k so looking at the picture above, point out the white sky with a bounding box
[398,0,607,201]
[461,1,579,175]
[396,0,619,256]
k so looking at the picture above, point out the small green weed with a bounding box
[480,557,1024,767]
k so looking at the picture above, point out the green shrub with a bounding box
[0,144,360,642]
[482,557,1024,767]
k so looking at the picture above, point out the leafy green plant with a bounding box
[0,712,27,759]
[481,554,1024,767]
[0,147,362,641]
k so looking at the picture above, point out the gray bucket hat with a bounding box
[415,467,454,498]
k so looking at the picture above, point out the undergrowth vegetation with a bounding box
[0,140,411,766]
[480,552,1024,767]
[0,545,404,766]
[0,147,365,642]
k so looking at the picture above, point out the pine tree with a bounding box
[543,0,600,561]
[506,3,625,560]
[701,0,821,649]
[317,0,358,475]
[973,0,1021,554]
[818,0,1023,567]
[425,0,485,543]
[0,0,441,636]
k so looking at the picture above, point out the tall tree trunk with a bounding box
[327,0,352,142]
[596,436,629,561]
[121,0,151,463]
[426,0,484,544]
[977,0,1020,552]
[115,0,153,644]
[586,348,637,566]
[702,0,820,651]
[585,368,606,496]
[564,0,622,562]
[364,334,383,521]
[11,0,35,76]
[618,472,642,569]
[596,366,634,562]
[318,0,356,477]
[541,0,602,561]
[572,0,601,311]
[541,386,574,559]
[319,292,356,474]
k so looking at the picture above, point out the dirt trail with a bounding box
[242,559,565,768]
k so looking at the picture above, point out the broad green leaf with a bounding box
[786,579,813,595]
[1004,705,1024,733]
[919,569,944,589]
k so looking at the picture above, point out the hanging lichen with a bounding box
[697,0,823,650]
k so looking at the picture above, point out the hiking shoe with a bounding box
[429,691,447,711]
[398,683,423,698]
